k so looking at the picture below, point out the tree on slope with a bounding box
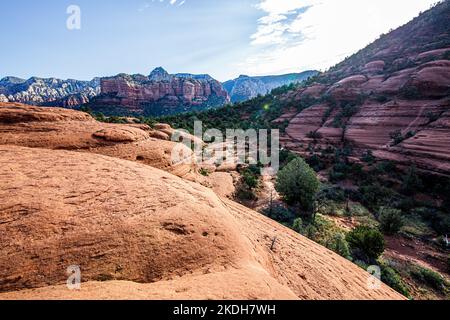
[275,157,320,221]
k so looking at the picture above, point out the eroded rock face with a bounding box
[0,145,404,300]
[0,103,196,177]
[277,1,450,175]
[89,68,230,116]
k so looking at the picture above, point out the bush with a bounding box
[401,166,423,194]
[243,171,259,189]
[389,129,405,146]
[263,205,297,225]
[360,184,395,211]
[306,131,323,140]
[236,188,257,201]
[326,233,352,260]
[292,218,304,233]
[346,226,385,262]
[307,154,326,172]
[375,161,397,174]
[362,150,375,163]
[379,262,410,298]
[199,168,210,177]
[279,149,299,168]
[401,85,421,99]
[379,207,404,235]
[425,111,440,123]
[275,157,320,216]
[329,161,351,182]
[411,266,448,293]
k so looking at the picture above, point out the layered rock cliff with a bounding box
[87,67,230,116]
[275,1,450,175]
[223,71,318,103]
[0,76,100,107]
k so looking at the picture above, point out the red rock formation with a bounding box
[91,68,230,116]
[277,2,450,175]
[0,102,197,178]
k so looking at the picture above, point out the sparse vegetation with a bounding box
[410,266,448,294]
[390,129,416,146]
[379,261,411,298]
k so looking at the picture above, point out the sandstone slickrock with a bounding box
[88,67,230,116]
[0,103,196,178]
[0,145,404,300]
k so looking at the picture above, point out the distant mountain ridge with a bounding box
[0,69,319,114]
[223,70,319,103]
[0,76,100,107]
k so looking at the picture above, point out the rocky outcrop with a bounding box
[88,67,230,116]
[0,76,100,107]
[277,1,450,175]
[0,102,196,178]
[223,71,318,103]
[0,144,404,300]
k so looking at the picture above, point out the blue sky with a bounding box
[0,0,438,81]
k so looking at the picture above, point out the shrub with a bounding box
[243,171,259,189]
[401,85,421,99]
[199,168,210,177]
[292,218,304,233]
[346,226,385,262]
[375,161,397,174]
[319,186,346,202]
[236,188,257,201]
[304,224,318,239]
[444,51,450,60]
[374,95,389,103]
[379,207,404,235]
[425,111,440,123]
[275,157,320,217]
[379,262,410,298]
[362,150,375,163]
[307,154,326,172]
[360,184,395,211]
[390,129,404,145]
[329,161,351,182]
[401,166,423,194]
[306,131,323,139]
[326,233,352,260]
[279,149,299,168]
[263,205,297,225]
[411,266,448,293]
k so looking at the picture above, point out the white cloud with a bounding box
[139,0,186,11]
[239,0,438,76]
